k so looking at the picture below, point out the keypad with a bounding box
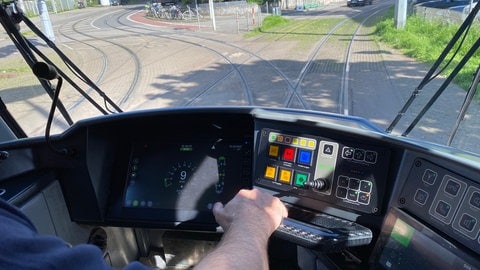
[342,146,377,164]
[336,175,373,205]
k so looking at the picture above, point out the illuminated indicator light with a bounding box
[264,165,276,180]
[269,133,277,142]
[132,200,139,207]
[300,139,307,147]
[294,172,308,187]
[268,145,280,158]
[307,140,316,148]
[282,147,296,161]
[318,163,334,170]
[391,219,414,247]
[298,149,312,165]
[180,144,193,151]
[277,135,284,143]
[292,138,299,145]
[279,169,292,184]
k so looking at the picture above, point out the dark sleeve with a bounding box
[0,199,151,270]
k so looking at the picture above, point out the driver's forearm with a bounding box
[194,224,270,270]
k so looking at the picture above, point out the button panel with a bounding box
[262,132,317,188]
[400,158,480,256]
[255,127,391,215]
[452,186,480,239]
[429,175,467,224]
[335,175,373,205]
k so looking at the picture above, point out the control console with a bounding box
[254,127,391,215]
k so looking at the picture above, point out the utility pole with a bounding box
[394,0,407,29]
[209,0,216,31]
[37,0,55,41]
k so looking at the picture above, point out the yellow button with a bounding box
[268,145,280,158]
[279,168,292,184]
[308,140,316,148]
[292,138,299,145]
[264,165,276,180]
[300,139,307,147]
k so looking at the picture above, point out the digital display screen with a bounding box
[123,140,250,215]
[374,208,478,270]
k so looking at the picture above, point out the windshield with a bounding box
[1,0,479,155]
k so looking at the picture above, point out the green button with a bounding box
[294,172,308,187]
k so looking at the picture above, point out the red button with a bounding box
[282,147,296,162]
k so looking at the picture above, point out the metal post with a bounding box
[246,9,249,31]
[37,0,55,42]
[195,0,200,31]
[208,0,216,31]
[17,0,26,13]
[236,10,239,33]
[394,0,407,29]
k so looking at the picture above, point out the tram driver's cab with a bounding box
[1,0,480,269]
[1,107,479,269]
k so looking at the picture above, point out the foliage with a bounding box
[245,15,290,37]
[375,8,480,91]
[246,0,265,5]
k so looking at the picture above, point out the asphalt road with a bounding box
[1,2,479,153]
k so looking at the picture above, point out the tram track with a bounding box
[56,9,143,111]
[53,2,392,114]
[56,13,109,112]
[167,3,393,111]
[112,10,254,107]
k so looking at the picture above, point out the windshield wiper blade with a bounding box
[386,1,480,134]
[401,37,480,136]
[447,65,480,146]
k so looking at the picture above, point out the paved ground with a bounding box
[1,2,479,153]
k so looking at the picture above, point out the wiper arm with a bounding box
[0,2,73,125]
[20,13,123,114]
[386,1,480,134]
[0,1,123,118]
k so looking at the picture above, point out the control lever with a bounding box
[304,178,329,191]
[273,208,372,251]
[275,218,339,250]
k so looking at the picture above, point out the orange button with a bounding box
[268,144,280,158]
[279,168,292,184]
[264,165,276,180]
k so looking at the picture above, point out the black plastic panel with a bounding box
[104,112,254,230]
[371,208,479,269]
[399,158,480,256]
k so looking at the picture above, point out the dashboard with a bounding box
[0,107,479,269]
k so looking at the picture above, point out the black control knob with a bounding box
[305,178,329,191]
[0,151,8,160]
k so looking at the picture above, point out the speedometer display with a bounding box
[123,140,250,212]
[164,161,197,193]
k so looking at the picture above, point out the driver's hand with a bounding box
[212,189,288,239]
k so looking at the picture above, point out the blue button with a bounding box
[298,149,312,165]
